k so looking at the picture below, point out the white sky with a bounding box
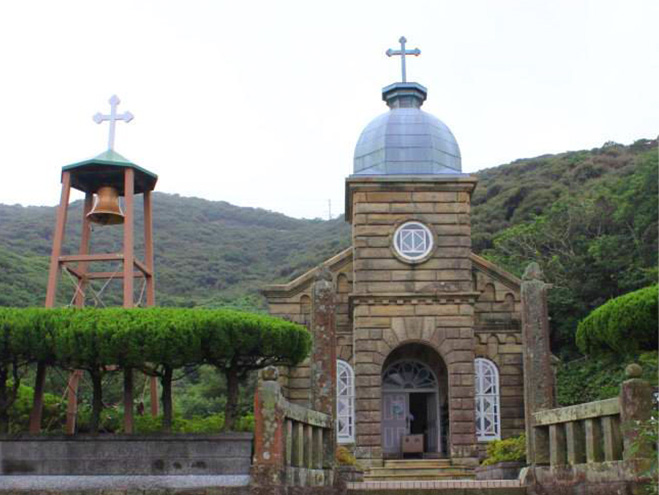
[0,0,657,219]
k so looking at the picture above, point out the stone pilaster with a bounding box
[521,262,555,465]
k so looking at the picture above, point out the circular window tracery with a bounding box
[393,221,434,262]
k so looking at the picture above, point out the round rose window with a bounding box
[393,221,434,262]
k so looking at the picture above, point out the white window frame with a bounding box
[337,360,355,444]
[393,221,434,262]
[474,358,501,441]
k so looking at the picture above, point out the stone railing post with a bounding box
[252,367,286,488]
[521,262,555,465]
[619,363,654,460]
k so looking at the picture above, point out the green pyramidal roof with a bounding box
[62,150,158,195]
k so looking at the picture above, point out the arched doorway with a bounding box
[381,343,448,457]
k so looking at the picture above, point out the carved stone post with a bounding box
[521,263,555,465]
[252,367,286,490]
[619,363,653,460]
[310,266,337,416]
[310,266,337,471]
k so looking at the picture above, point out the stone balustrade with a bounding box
[531,363,654,468]
[533,397,622,466]
[252,367,334,489]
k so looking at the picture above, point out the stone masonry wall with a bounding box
[347,177,479,466]
[265,256,353,407]
[472,263,524,441]
[350,188,474,295]
[351,296,478,465]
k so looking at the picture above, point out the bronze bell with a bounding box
[87,186,125,225]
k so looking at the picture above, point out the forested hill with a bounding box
[1,138,657,354]
[0,196,351,308]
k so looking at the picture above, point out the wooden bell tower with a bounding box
[29,96,159,434]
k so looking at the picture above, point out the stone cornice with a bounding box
[471,253,522,291]
[350,291,481,306]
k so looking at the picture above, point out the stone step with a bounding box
[348,479,526,494]
[366,468,473,477]
[384,460,453,468]
[365,459,476,483]
[364,474,476,482]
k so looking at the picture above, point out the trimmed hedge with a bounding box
[576,285,658,355]
[481,434,526,466]
[0,307,310,433]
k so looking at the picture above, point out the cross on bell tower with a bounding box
[93,94,134,151]
[386,36,421,83]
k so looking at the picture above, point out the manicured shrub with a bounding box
[576,285,658,355]
[482,434,526,466]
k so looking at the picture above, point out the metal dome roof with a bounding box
[353,83,462,176]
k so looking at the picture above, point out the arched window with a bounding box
[475,358,501,441]
[337,360,355,443]
[382,360,437,391]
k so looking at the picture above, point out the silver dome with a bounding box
[353,83,462,175]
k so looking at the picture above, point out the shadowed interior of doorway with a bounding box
[381,343,449,458]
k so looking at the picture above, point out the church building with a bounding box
[262,44,525,468]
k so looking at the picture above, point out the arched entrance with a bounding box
[381,343,448,457]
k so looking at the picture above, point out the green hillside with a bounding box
[0,137,656,357]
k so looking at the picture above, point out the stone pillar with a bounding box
[521,262,555,465]
[619,363,654,460]
[310,266,336,472]
[310,267,337,415]
[252,367,286,488]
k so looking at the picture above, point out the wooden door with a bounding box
[426,392,439,453]
[382,392,408,454]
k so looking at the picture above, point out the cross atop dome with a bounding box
[386,36,421,83]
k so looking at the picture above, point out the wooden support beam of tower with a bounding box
[59,253,125,263]
[74,193,94,307]
[45,172,72,308]
[143,191,158,415]
[32,171,72,434]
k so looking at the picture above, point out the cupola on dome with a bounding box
[353,82,462,176]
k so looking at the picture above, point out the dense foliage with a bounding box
[484,142,657,356]
[0,307,310,433]
[481,434,526,466]
[575,285,658,355]
[556,351,658,406]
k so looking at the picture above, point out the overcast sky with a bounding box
[0,0,657,219]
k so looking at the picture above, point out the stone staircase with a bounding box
[350,460,527,493]
[363,459,475,482]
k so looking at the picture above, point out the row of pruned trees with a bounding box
[0,307,310,434]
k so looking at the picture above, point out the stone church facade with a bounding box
[262,80,524,467]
